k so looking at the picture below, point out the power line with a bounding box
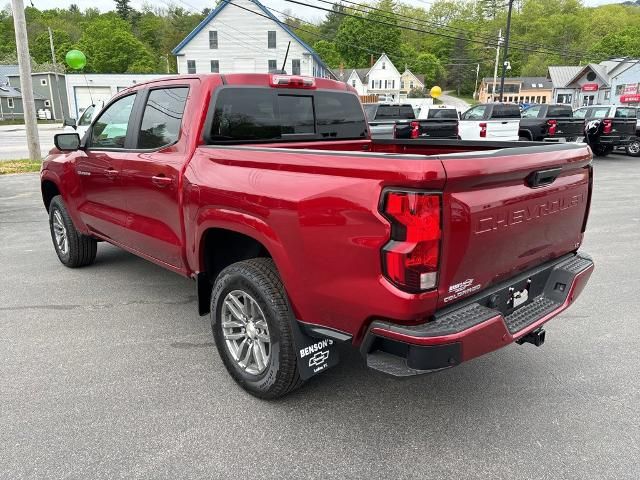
[297,0,588,58]
[319,0,588,57]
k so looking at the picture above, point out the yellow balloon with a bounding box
[430,86,442,98]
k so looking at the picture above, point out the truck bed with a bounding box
[194,139,591,334]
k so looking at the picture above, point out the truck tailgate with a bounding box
[418,119,458,138]
[437,144,592,308]
[555,118,584,138]
[487,119,519,139]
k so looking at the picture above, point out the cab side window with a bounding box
[90,94,136,149]
[573,108,588,119]
[462,105,486,120]
[137,87,189,149]
[521,105,542,118]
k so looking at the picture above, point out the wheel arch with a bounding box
[194,209,293,317]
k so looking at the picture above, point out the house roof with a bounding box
[402,69,425,87]
[481,76,552,89]
[0,85,46,100]
[548,66,583,88]
[565,63,610,87]
[0,64,19,85]
[171,0,331,77]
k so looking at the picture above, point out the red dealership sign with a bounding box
[581,83,599,92]
[620,94,640,103]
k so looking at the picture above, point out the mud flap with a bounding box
[291,320,340,381]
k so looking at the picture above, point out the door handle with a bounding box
[105,168,118,178]
[151,175,173,187]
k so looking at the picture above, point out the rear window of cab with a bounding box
[208,88,368,143]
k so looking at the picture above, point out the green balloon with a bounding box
[65,50,86,70]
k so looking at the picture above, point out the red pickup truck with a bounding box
[41,74,594,398]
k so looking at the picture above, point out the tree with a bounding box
[334,0,401,67]
[313,40,342,69]
[78,14,159,73]
[409,53,445,87]
[115,0,133,21]
[30,30,73,65]
[590,26,640,60]
[318,3,346,40]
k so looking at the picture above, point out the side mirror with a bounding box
[54,133,81,152]
[63,117,77,129]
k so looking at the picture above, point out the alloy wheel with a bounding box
[221,290,271,375]
[52,209,69,256]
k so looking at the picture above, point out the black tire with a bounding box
[211,258,303,399]
[48,195,97,268]
[626,139,640,157]
[592,145,613,157]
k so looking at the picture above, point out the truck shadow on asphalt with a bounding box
[92,244,575,410]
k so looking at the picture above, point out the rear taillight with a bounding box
[603,119,613,134]
[410,121,420,139]
[479,122,487,138]
[380,190,441,292]
[547,119,557,136]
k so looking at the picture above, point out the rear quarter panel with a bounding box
[184,145,447,339]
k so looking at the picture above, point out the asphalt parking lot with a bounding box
[1,155,639,479]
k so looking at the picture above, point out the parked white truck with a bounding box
[458,103,521,141]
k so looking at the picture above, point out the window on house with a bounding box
[391,80,394,89]
[209,31,218,49]
[8,98,14,108]
[401,81,405,89]
[352,80,356,87]
[292,59,300,75]
[137,87,189,149]
[384,80,388,89]
[268,31,276,49]
[210,60,219,73]
[541,96,547,103]
[44,100,51,107]
[371,80,374,89]
[382,62,386,69]
[187,60,196,74]
[40,78,48,86]
[409,81,413,89]
[604,90,611,100]
[268,60,277,72]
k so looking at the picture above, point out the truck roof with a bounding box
[117,73,353,93]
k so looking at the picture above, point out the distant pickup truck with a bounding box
[459,103,521,141]
[519,104,585,142]
[42,74,594,399]
[574,105,637,157]
[364,103,459,139]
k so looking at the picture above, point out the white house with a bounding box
[337,54,402,100]
[344,68,368,95]
[366,54,401,100]
[172,0,333,78]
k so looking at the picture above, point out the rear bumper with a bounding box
[361,252,594,376]
[598,136,634,146]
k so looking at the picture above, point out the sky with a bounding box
[11,0,627,25]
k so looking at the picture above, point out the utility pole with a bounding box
[492,29,502,102]
[499,0,514,102]
[11,0,41,161]
[48,27,64,121]
[474,63,480,99]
